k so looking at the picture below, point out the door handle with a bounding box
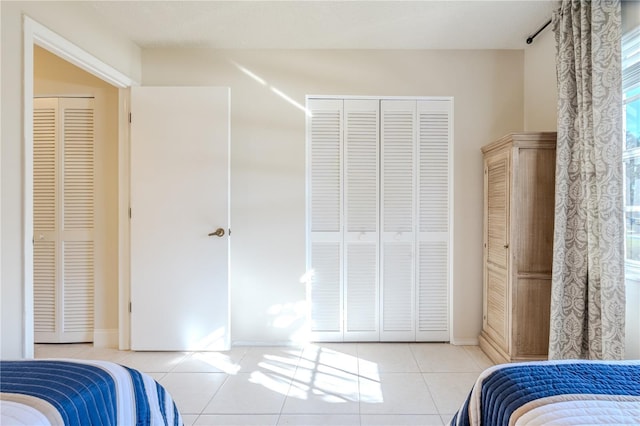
[208,228,225,237]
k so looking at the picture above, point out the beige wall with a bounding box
[524,23,557,131]
[1,1,140,358]
[142,48,525,344]
[623,0,640,33]
[34,46,120,346]
[523,0,640,132]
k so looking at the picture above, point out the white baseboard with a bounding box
[449,337,479,346]
[93,329,118,348]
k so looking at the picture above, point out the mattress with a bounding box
[0,359,182,426]
[450,360,640,426]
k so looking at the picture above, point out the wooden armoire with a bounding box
[479,132,557,364]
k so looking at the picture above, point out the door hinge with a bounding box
[129,302,132,313]
[229,228,231,236]
[129,207,132,219]
[129,112,132,123]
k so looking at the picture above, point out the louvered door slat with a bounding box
[380,101,416,340]
[308,99,343,340]
[34,106,57,231]
[61,99,95,342]
[309,101,342,233]
[416,100,451,341]
[417,242,449,340]
[345,103,378,232]
[34,241,56,334]
[419,110,449,233]
[343,100,379,340]
[381,107,414,233]
[63,241,94,338]
[63,107,94,231]
[33,98,59,342]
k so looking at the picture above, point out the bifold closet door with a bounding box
[307,97,451,342]
[379,100,451,341]
[415,100,451,341]
[343,99,379,341]
[308,99,380,341]
[307,99,344,341]
[33,97,95,343]
[380,100,417,341]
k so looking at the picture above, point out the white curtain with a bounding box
[549,0,626,360]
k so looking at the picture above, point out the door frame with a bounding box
[23,16,136,357]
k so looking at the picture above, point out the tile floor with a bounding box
[35,342,493,426]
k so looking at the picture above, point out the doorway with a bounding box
[23,16,134,357]
[33,47,118,346]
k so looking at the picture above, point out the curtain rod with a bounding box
[526,18,552,44]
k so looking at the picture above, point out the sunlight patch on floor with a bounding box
[191,352,240,374]
[253,344,382,403]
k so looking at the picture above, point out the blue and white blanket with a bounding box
[451,360,640,426]
[0,359,182,426]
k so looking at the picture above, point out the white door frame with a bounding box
[23,16,136,357]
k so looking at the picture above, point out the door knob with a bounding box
[208,228,225,237]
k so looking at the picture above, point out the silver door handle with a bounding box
[208,228,225,237]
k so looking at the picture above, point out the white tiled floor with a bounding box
[35,342,493,426]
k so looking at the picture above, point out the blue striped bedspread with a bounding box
[0,359,182,426]
[450,360,640,426]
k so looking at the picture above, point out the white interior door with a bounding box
[130,86,230,351]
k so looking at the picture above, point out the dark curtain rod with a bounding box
[526,18,552,44]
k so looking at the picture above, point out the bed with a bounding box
[0,359,182,426]
[450,360,640,426]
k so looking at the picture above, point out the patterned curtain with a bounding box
[549,0,626,360]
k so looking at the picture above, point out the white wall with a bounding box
[142,48,525,345]
[34,46,120,347]
[1,1,140,358]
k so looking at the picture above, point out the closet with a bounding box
[33,97,95,343]
[479,132,556,363]
[306,97,452,342]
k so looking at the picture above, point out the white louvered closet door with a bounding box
[416,100,451,341]
[33,97,95,343]
[307,97,451,342]
[380,100,417,341]
[344,100,379,341]
[308,99,344,341]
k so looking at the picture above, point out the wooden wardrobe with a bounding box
[479,132,557,364]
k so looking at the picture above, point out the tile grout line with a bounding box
[356,343,363,426]
[410,343,445,422]
[275,346,303,425]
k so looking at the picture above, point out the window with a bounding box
[623,26,640,276]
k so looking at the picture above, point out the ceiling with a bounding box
[83,1,558,50]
